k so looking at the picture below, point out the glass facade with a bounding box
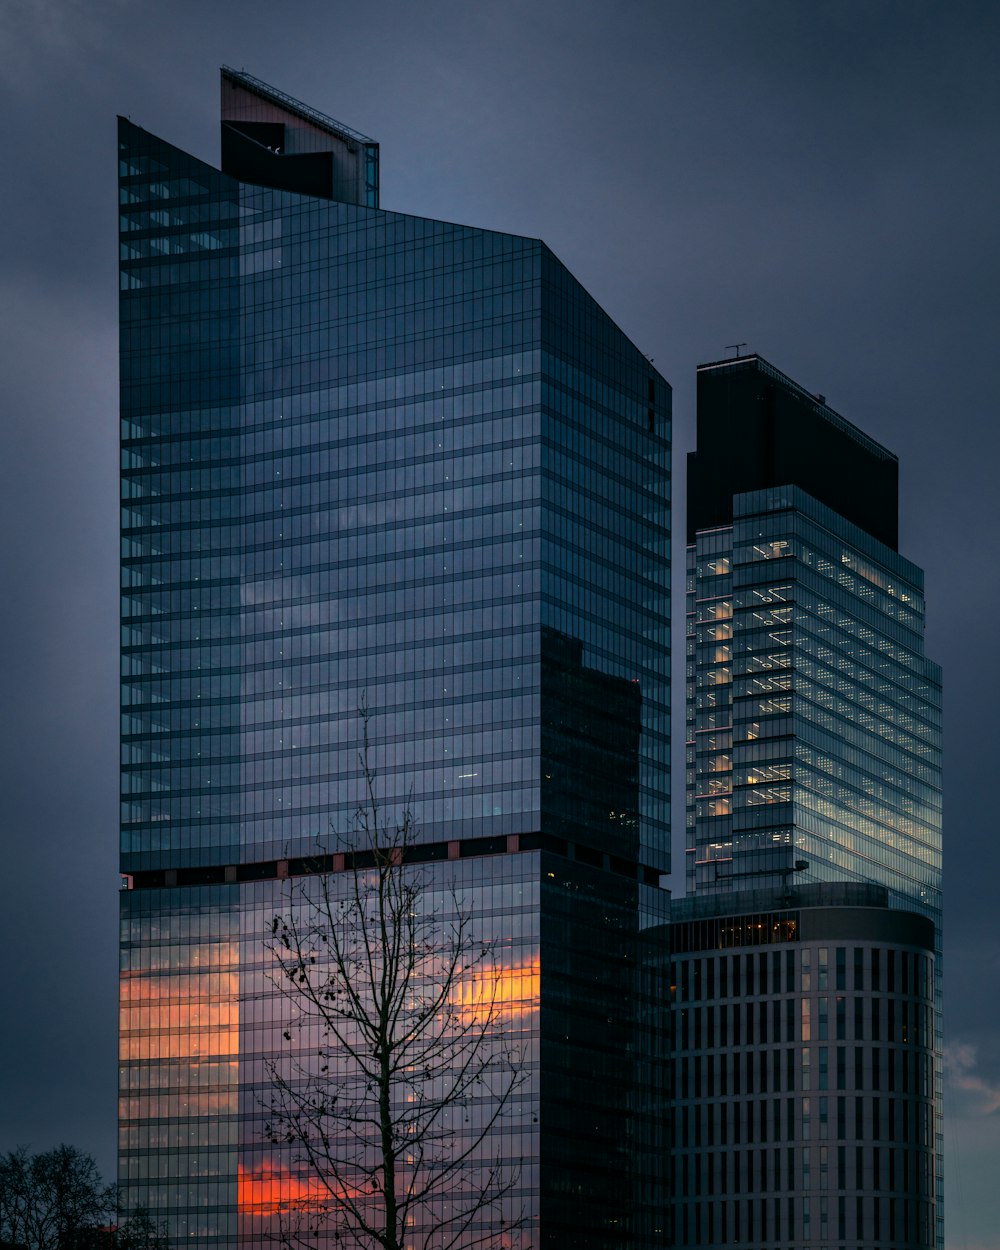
[684,355,943,1245]
[118,72,670,1250]
[666,886,937,1249]
[686,486,941,920]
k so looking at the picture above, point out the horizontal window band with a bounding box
[121,833,662,890]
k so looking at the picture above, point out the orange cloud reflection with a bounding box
[448,956,539,1026]
[238,1161,355,1216]
[119,964,239,1061]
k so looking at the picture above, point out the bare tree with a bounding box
[114,1207,169,1250]
[0,1145,113,1250]
[262,718,528,1250]
[0,1146,167,1250]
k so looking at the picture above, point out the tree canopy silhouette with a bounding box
[0,1146,166,1250]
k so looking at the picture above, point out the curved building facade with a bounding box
[683,354,943,1244]
[667,884,936,1250]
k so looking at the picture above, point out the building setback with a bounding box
[679,355,943,1247]
[118,71,671,1249]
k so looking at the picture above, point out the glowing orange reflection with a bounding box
[119,958,239,1061]
[238,1161,356,1216]
[448,956,540,1025]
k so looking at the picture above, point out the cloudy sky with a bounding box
[1,1,997,1243]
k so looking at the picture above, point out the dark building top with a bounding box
[687,354,899,548]
[220,67,379,206]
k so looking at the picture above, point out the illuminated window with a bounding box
[746,763,791,784]
[752,540,790,560]
[746,784,792,805]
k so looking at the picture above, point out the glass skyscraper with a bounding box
[685,357,941,926]
[683,354,943,1246]
[118,70,670,1249]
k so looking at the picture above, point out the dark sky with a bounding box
[1,2,997,1243]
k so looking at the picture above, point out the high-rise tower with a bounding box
[118,70,670,1249]
[680,353,942,1247]
[685,355,940,923]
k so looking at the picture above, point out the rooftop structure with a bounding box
[118,70,671,1250]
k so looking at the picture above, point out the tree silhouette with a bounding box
[0,1146,167,1250]
[262,717,528,1250]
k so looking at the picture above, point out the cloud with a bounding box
[1,0,100,92]
[945,1043,1000,1117]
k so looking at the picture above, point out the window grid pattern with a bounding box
[685,484,943,1244]
[669,938,936,1249]
[118,110,671,1250]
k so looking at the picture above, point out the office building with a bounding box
[667,883,937,1248]
[118,70,671,1249]
[678,354,942,1246]
[685,356,941,921]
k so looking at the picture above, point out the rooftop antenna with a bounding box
[725,342,748,357]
